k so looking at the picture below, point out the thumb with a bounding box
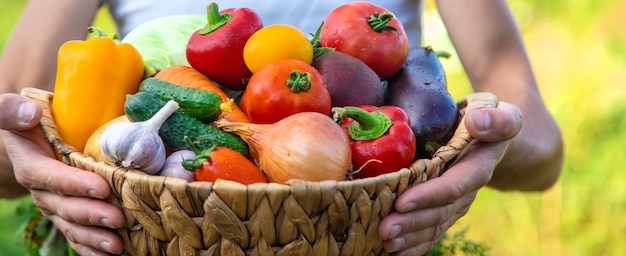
[464,101,522,142]
[0,93,42,131]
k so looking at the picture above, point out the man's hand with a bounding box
[0,93,126,255]
[378,102,522,255]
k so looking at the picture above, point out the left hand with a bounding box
[378,102,522,255]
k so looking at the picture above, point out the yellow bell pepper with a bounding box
[52,27,144,153]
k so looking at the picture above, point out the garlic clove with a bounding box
[121,132,167,174]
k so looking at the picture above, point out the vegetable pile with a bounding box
[54,1,461,184]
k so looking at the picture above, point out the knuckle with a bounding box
[437,205,451,224]
[30,194,53,215]
[446,180,465,202]
[432,224,445,242]
[55,204,71,221]
[13,172,33,189]
[60,225,77,243]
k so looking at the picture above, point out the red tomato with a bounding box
[239,59,331,124]
[320,1,409,80]
[193,147,269,185]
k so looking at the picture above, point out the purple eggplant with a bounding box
[385,46,460,159]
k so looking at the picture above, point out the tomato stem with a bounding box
[332,106,393,140]
[182,135,217,170]
[287,70,312,92]
[310,21,335,59]
[367,12,398,33]
[199,2,231,35]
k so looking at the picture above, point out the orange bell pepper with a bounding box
[51,27,144,152]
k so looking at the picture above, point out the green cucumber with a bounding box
[138,77,223,122]
[124,91,249,155]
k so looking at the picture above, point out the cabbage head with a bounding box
[122,15,205,78]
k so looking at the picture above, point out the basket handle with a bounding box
[411,92,498,178]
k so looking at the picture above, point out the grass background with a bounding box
[1,0,624,255]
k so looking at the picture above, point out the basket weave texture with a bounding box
[21,87,497,256]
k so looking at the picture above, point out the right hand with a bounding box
[0,93,126,255]
[379,102,523,255]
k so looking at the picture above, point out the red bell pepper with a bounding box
[333,105,416,179]
[186,2,263,91]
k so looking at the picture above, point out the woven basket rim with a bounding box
[19,87,498,189]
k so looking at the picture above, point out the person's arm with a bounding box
[437,0,564,191]
[379,1,563,255]
[0,1,126,255]
[0,0,102,197]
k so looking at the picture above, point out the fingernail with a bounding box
[100,218,115,229]
[393,236,405,250]
[471,110,490,132]
[401,202,417,212]
[17,101,37,124]
[389,225,402,238]
[100,241,113,253]
[88,189,105,199]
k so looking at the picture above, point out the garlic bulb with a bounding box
[100,100,179,174]
[158,149,196,182]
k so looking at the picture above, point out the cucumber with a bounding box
[124,92,249,155]
[138,77,223,122]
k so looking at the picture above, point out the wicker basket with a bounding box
[20,87,496,256]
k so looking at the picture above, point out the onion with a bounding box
[213,112,352,183]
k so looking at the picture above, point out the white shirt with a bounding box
[104,0,423,46]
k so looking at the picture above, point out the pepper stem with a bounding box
[286,70,312,92]
[367,12,398,33]
[199,2,231,35]
[87,27,107,37]
[86,26,121,43]
[332,107,393,140]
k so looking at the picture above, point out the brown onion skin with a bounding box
[214,112,352,183]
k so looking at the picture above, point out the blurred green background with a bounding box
[1,0,624,255]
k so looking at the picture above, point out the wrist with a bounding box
[489,104,563,191]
